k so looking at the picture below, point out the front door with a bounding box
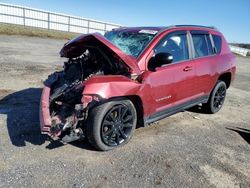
[143,31,198,116]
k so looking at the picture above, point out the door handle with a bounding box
[183,66,192,71]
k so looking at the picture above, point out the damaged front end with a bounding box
[40,80,100,143]
[40,33,140,143]
[41,77,86,142]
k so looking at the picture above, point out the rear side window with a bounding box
[212,35,222,54]
[192,34,213,58]
[155,33,189,63]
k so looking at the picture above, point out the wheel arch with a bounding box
[218,72,231,88]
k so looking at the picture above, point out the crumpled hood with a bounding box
[60,33,141,75]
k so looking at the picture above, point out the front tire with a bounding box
[203,81,227,114]
[86,99,137,151]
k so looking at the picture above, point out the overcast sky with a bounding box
[1,0,250,43]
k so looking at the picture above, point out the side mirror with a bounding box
[148,52,173,71]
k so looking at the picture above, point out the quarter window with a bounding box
[212,35,222,54]
[192,34,213,58]
[155,33,189,63]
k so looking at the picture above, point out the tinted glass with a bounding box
[155,33,189,63]
[192,34,213,58]
[212,35,222,54]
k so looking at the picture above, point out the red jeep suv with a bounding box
[40,25,236,150]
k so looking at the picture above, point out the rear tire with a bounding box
[203,81,227,114]
[86,99,137,151]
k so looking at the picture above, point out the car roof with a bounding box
[111,25,217,33]
[111,26,166,32]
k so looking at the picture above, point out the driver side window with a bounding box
[155,33,189,63]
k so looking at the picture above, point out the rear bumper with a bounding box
[40,86,52,134]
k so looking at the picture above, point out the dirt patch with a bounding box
[200,165,239,188]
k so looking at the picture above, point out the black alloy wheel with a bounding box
[86,99,137,151]
[101,104,134,146]
[212,84,226,111]
[204,80,227,114]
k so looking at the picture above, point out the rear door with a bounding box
[190,31,217,95]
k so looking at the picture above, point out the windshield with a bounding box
[104,30,157,58]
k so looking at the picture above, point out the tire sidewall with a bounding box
[209,81,227,113]
[87,99,137,151]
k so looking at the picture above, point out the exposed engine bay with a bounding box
[44,46,130,142]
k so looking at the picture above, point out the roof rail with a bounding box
[170,25,217,30]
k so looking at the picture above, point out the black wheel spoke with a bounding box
[115,132,120,144]
[123,115,133,123]
[108,132,116,143]
[103,120,113,126]
[119,129,127,139]
[121,108,128,119]
[108,113,116,122]
[123,123,133,128]
[118,106,122,119]
[103,129,113,137]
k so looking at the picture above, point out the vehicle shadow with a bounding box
[0,88,95,150]
[0,88,47,147]
[226,127,250,144]
[45,139,96,151]
[187,105,211,114]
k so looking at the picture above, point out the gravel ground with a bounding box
[0,35,249,188]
